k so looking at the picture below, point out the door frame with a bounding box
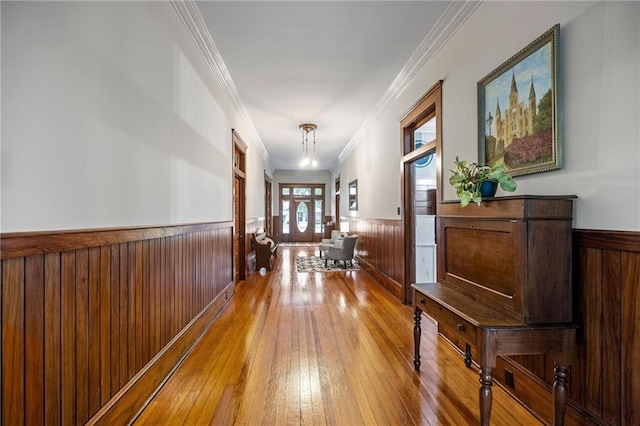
[233,130,247,282]
[278,183,326,242]
[400,81,442,304]
[264,171,273,234]
[335,175,340,226]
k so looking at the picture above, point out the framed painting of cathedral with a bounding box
[477,24,560,177]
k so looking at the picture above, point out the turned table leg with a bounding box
[413,308,422,370]
[479,367,493,426]
[553,364,569,426]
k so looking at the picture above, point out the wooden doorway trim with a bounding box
[233,130,247,283]
[278,183,326,242]
[264,171,273,234]
[400,81,442,304]
[335,175,340,226]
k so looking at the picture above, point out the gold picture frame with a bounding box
[478,24,561,177]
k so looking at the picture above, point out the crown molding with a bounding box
[170,0,271,167]
[335,0,482,167]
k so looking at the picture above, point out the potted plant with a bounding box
[449,156,517,207]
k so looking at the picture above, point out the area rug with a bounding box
[296,256,360,272]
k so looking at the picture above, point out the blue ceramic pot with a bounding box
[479,181,498,198]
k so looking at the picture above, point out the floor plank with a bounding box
[134,244,542,425]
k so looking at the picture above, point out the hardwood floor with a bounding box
[134,244,542,425]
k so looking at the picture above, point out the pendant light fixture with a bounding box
[299,123,317,167]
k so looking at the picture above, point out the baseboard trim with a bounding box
[357,255,403,300]
[86,280,235,425]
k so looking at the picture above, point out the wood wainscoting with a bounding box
[349,218,404,300]
[1,222,234,425]
[441,229,640,425]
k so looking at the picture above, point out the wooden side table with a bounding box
[412,282,576,426]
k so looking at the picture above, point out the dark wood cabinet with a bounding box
[437,195,575,324]
[413,195,577,426]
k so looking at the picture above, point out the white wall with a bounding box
[332,119,404,221]
[335,1,640,231]
[1,1,269,232]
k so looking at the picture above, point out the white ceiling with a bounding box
[196,1,451,171]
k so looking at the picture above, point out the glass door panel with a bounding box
[314,200,323,234]
[282,200,290,235]
[413,150,437,283]
[292,200,313,242]
[296,202,308,232]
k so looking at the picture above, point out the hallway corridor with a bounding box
[134,245,541,425]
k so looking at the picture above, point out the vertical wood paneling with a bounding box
[584,247,603,415]
[621,251,640,425]
[25,255,45,426]
[151,240,162,354]
[168,237,175,339]
[127,242,137,379]
[177,235,183,329]
[1,223,233,425]
[572,244,588,407]
[149,239,157,357]
[2,258,25,425]
[602,250,621,423]
[44,253,61,425]
[134,241,143,373]
[110,245,121,396]
[88,247,102,417]
[159,238,166,350]
[76,249,90,424]
[119,243,129,387]
[61,251,76,425]
[186,234,191,320]
[350,219,404,299]
[99,246,111,406]
[142,240,150,367]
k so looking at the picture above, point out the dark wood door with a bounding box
[292,199,313,242]
[265,178,272,234]
[234,175,246,283]
[335,178,340,225]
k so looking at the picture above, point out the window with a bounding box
[293,187,312,196]
[282,201,290,234]
[315,200,322,233]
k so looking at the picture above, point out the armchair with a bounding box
[319,230,348,258]
[321,230,348,246]
[324,235,358,269]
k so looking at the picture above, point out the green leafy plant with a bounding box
[449,156,517,207]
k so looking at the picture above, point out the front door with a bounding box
[292,199,313,242]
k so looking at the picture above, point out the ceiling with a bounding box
[196,1,451,171]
